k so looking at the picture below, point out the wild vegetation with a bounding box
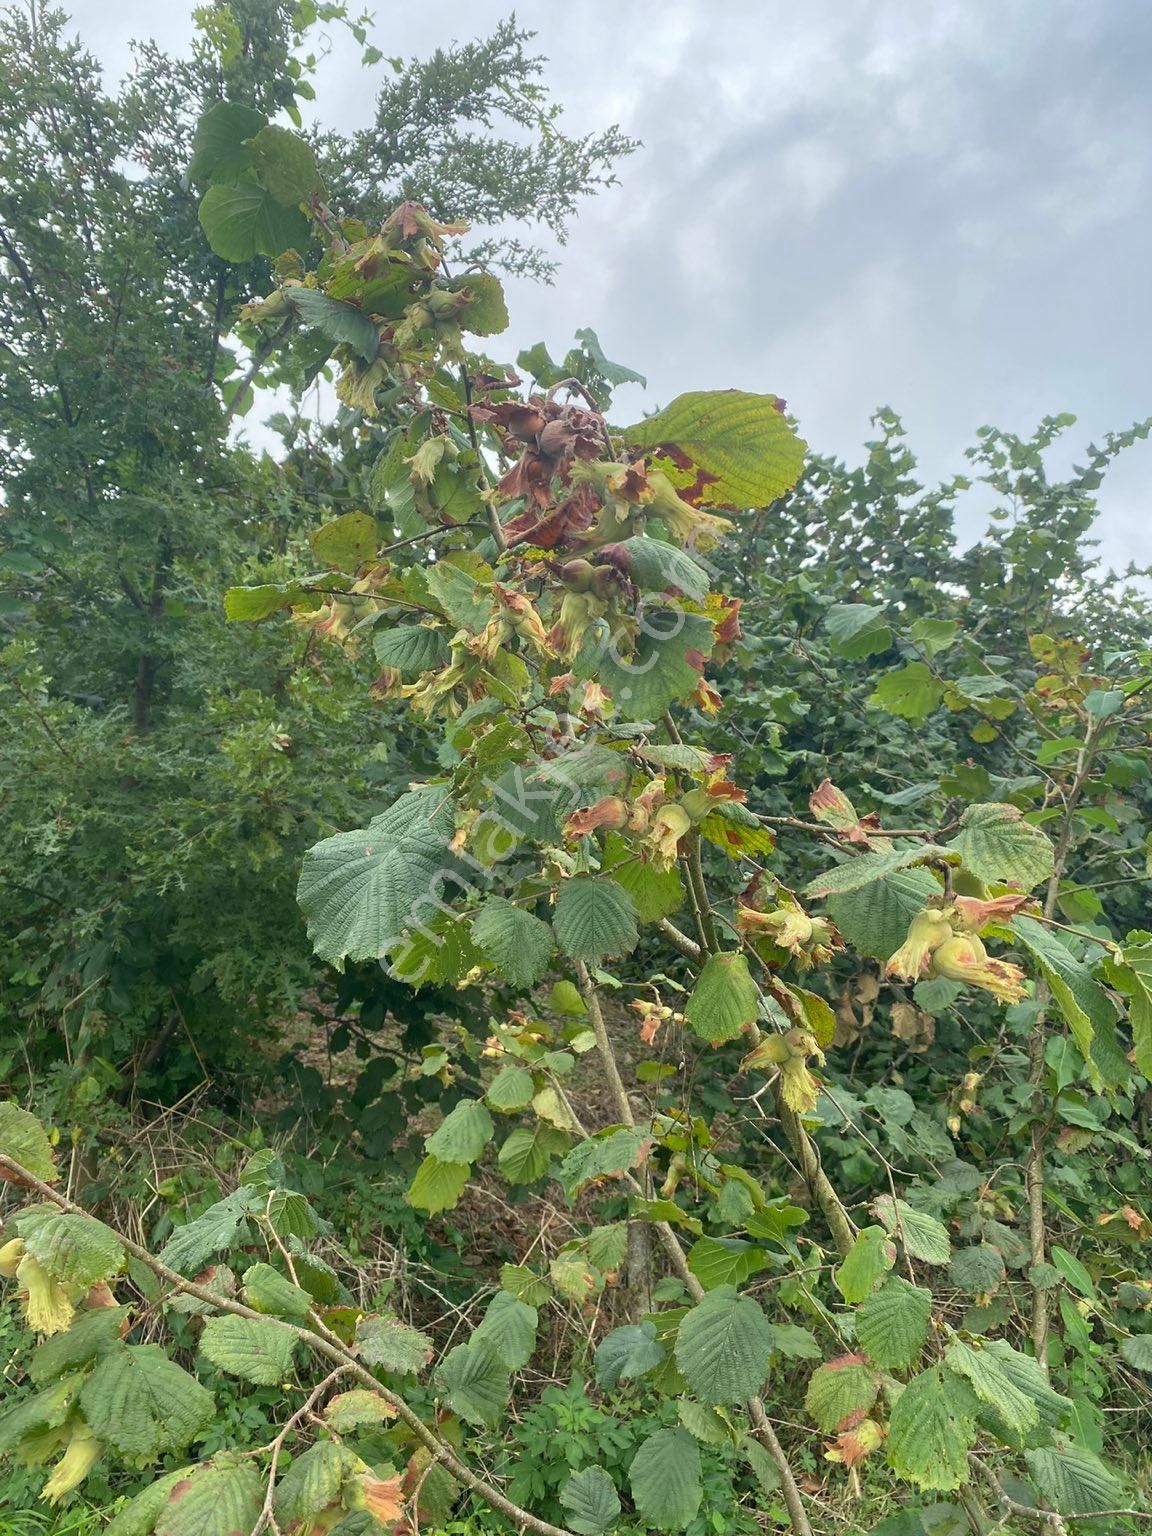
[2,6,1151,1536]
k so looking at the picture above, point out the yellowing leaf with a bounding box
[309,511,378,571]
[624,391,805,511]
[0,1103,56,1184]
[805,1354,879,1432]
[406,1155,470,1214]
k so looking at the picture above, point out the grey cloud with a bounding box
[76,0,1152,566]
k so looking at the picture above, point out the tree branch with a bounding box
[224,317,295,426]
[0,1154,578,1536]
[1028,724,1101,1372]
[684,833,719,953]
[572,964,815,1536]
[253,1367,347,1536]
[775,1099,857,1259]
[662,712,719,951]
[655,917,703,961]
[459,365,505,552]
[968,1454,1151,1528]
[677,847,711,953]
[575,959,638,1129]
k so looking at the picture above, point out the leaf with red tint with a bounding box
[390,203,423,239]
[564,797,630,838]
[951,893,1036,929]
[636,439,721,507]
[612,463,652,502]
[829,1414,884,1468]
[809,778,884,847]
[710,595,743,645]
[809,779,859,826]
[701,775,746,804]
[578,681,611,716]
[360,1473,406,1527]
[498,450,553,509]
[632,1000,669,1046]
[1096,1204,1149,1234]
[694,678,722,714]
[505,480,601,547]
[675,467,723,507]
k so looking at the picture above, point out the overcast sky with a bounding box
[75,0,1152,570]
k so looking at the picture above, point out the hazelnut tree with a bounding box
[2,102,1152,1536]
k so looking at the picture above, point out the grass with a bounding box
[0,1512,104,1536]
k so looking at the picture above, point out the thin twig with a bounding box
[968,1454,1151,1527]
[253,1368,347,1536]
[379,521,487,558]
[684,833,719,953]
[1028,722,1101,1371]
[757,813,950,839]
[662,713,720,952]
[459,366,505,552]
[224,316,295,426]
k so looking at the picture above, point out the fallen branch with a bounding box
[0,1154,578,1536]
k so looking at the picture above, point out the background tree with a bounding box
[0,0,635,1098]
